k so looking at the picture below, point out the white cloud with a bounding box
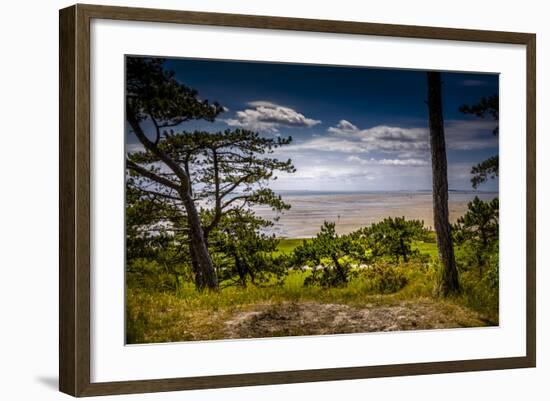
[126,143,145,154]
[327,120,429,154]
[288,137,366,153]
[225,101,321,132]
[285,121,428,156]
[347,155,428,166]
[328,120,427,141]
[332,119,358,132]
[288,119,497,156]
[277,164,374,181]
[247,101,279,108]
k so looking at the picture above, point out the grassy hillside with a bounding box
[127,233,497,344]
[127,265,491,343]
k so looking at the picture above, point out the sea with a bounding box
[252,190,498,238]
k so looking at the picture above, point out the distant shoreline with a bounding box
[270,189,498,195]
[254,191,498,238]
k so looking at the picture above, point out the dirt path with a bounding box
[224,300,492,339]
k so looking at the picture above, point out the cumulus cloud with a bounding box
[225,101,321,132]
[271,117,497,191]
[285,120,428,156]
[327,120,429,154]
[288,119,497,157]
[328,120,426,141]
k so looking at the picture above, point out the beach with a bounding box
[254,191,498,238]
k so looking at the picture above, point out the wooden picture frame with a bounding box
[59,3,536,397]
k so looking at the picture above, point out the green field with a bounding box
[411,232,439,259]
[272,238,308,256]
[275,237,439,259]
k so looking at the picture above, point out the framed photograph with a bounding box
[59,4,536,397]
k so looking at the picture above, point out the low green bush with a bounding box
[362,263,408,294]
[126,258,186,292]
[459,256,499,324]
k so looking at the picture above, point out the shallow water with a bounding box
[253,191,498,238]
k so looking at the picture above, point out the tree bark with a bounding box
[180,189,218,290]
[234,255,247,287]
[427,72,460,296]
[126,110,218,290]
[331,254,348,284]
[188,243,204,289]
[399,238,408,263]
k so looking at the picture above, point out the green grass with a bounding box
[411,240,438,259]
[412,232,438,259]
[127,269,411,343]
[126,261,493,344]
[173,269,404,309]
[126,233,497,344]
[276,236,439,260]
[272,238,309,256]
[127,257,446,342]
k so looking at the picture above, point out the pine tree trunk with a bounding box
[331,255,348,284]
[235,255,247,287]
[180,190,218,290]
[400,238,408,263]
[188,244,204,289]
[427,72,460,296]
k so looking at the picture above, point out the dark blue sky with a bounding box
[128,57,499,191]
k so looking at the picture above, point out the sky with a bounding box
[126,57,499,192]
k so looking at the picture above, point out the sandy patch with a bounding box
[224,300,490,339]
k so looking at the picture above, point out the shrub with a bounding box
[362,263,408,294]
[293,221,359,287]
[210,211,289,287]
[357,217,429,263]
[126,258,189,292]
[459,268,499,324]
[453,197,499,277]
